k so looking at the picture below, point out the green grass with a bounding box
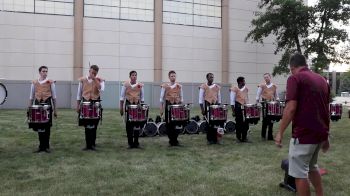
[0,108,349,196]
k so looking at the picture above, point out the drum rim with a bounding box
[245,104,258,107]
[209,104,226,108]
[29,105,50,109]
[169,104,185,108]
[0,83,7,105]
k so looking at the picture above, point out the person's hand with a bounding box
[232,111,236,117]
[160,111,163,118]
[54,110,57,118]
[201,110,206,116]
[120,109,124,116]
[76,105,80,113]
[321,140,330,153]
[275,131,283,148]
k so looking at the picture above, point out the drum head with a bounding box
[224,121,236,133]
[143,122,158,137]
[158,122,167,136]
[184,120,199,134]
[0,83,7,105]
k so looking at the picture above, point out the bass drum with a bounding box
[198,120,208,133]
[157,122,167,136]
[0,83,7,105]
[184,120,199,134]
[143,122,158,137]
[224,120,236,133]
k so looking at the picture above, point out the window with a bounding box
[84,0,154,22]
[0,0,74,16]
[2,0,34,12]
[35,0,74,16]
[163,0,221,28]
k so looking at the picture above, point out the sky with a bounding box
[308,0,350,72]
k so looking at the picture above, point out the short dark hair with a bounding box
[289,53,307,67]
[263,73,271,77]
[129,70,137,77]
[90,65,99,72]
[39,66,48,72]
[206,73,213,79]
[237,76,245,84]
[168,70,176,77]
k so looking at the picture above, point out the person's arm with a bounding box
[275,86,279,101]
[230,90,236,116]
[160,87,165,116]
[217,89,222,104]
[256,87,262,103]
[76,82,82,113]
[275,76,298,148]
[140,86,144,103]
[99,80,105,92]
[275,100,297,147]
[180,86,184,104]
[51,82,57,118]
[119,85,126,116]
[199,88,205,115]
[29,83,34,107]
[246,90,249,104]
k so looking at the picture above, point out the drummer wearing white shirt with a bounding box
[255,73,279,140]
[119,70,144,149]
[230,76,249,143]
[160,70,184,146]
[199,73,221,144]
[76,65,105,151]
[28,66,57,153]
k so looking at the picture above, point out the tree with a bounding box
[245,0,350,76]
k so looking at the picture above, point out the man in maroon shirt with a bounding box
[275,53,330,196]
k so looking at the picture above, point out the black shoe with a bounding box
[44,149,51,153]
[207,141,214,145]
[267,137,274,141]
[90,146,96,151]
[171,142,183,147]
[82,147,90,151]
[127,145,133,149]
[243,139,252,143]
[33,149,44,153]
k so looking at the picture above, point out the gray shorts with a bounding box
[288,138,322,178]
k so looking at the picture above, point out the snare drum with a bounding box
[243,104,261,124]
[330,103,342,121]
[168,104,190,122]
[28,105,51,124]
[208,104,227,122]
[127,104,149,122]
[80,101,101,120]
[265,101,284,122]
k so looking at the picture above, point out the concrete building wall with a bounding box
[228,0,287,100]
[0,12,74,81]
[163,24,221,83]
[83,18,154,82]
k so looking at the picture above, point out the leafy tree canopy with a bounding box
[246,0,350,76]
